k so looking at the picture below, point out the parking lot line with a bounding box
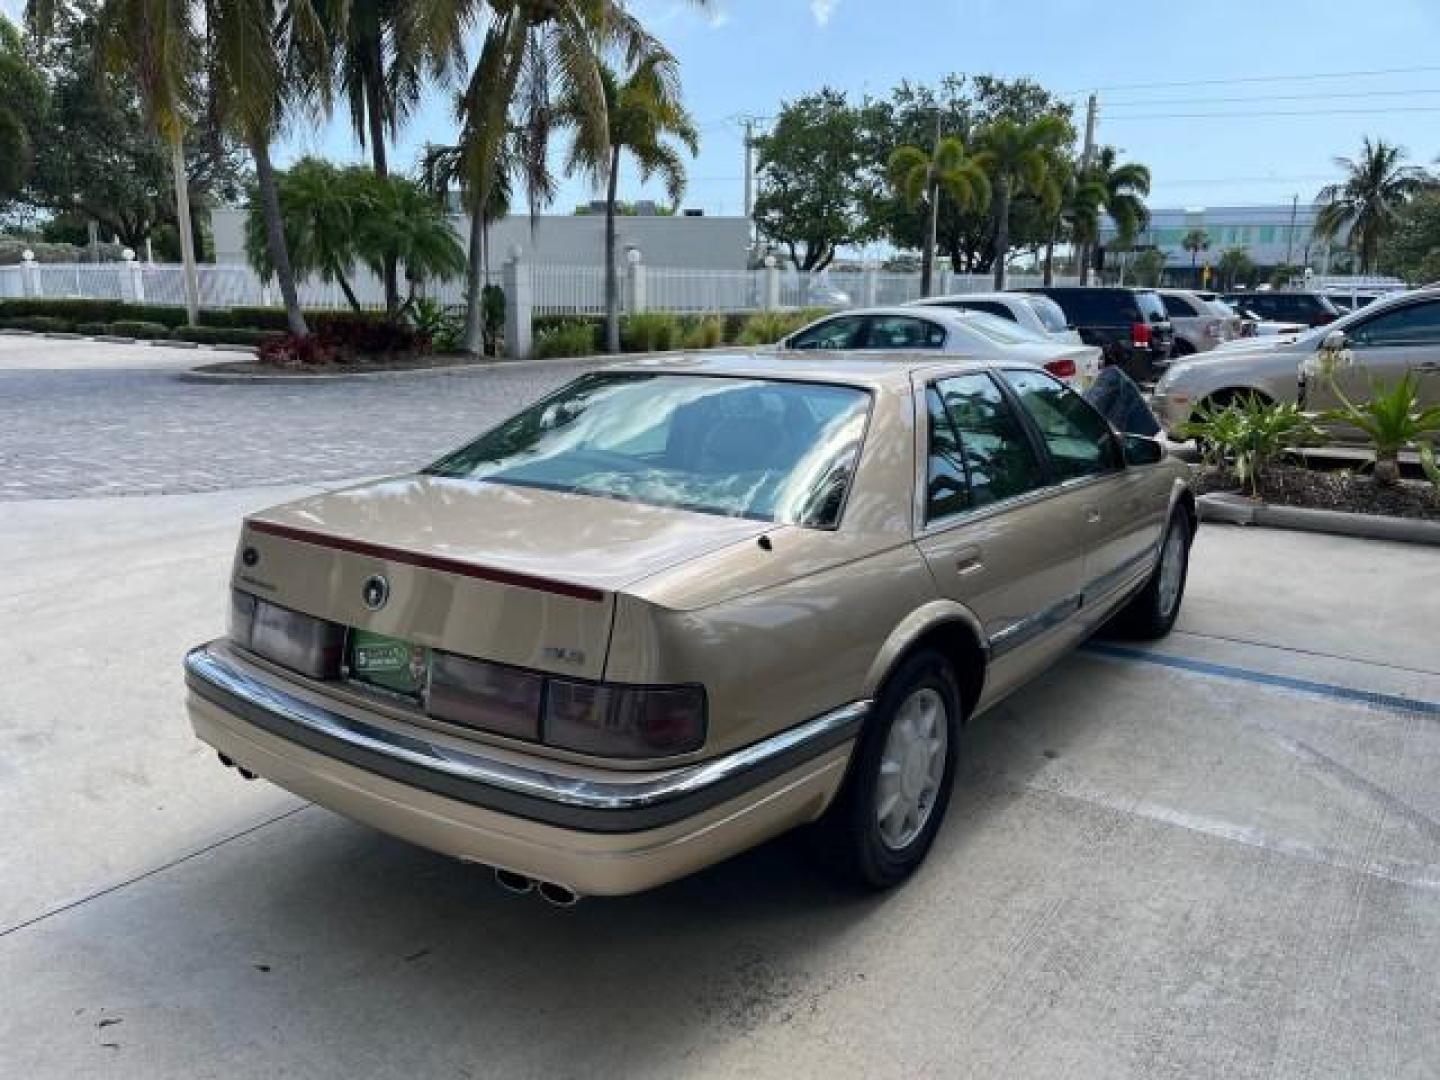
[1084,642,1440,718]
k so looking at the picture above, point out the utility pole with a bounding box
[1078,93,1098,285]
[742,117,758,256]
[1285,192,1299,271]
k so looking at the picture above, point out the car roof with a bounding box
[603,349,996,389]
[803,305,970,322]
[911,292,1024,305]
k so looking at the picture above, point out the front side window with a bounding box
[427,374,871,528]
[864,315,947,349]
[1002,368,1121,481]
[788,315,866,351]
[1348,301,1440,347]
[932,374,1046,508]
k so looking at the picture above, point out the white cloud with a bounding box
[810,0,838,26]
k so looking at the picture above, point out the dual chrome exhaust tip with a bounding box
[493,867,581,907]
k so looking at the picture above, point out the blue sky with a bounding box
[10,0,1440,216]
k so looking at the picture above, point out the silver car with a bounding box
[1152,287,1440,439]
[906,292,1083,344]
[1157,289,1240,356]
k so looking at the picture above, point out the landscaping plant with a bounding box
[1322,372,1440,486]
[535,320,600,359]
[1180,394,1323,498]
[621,311,680,352]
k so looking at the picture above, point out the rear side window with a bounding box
[1036,290,1140,325]
[929,374,1046,511]
[944,299,1017,322]
[1349,300,1440,346]
[1001,369,1121,481]
[1161,294,1199,318]
[789,315,866,350]
[1025,296,1070,333]
[1134,291,1169,323]
[864,315,947,349]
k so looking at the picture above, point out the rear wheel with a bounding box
[816,650,961,889]
[1109,509,1192,639]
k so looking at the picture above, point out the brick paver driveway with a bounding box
[0,337,599,499]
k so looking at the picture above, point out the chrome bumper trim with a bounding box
[184,643,867,834]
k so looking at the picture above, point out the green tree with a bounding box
[244,157,368,310]
[1315,137,1428,273]
[887,133,989,296]
[1182,228,1210,276]
[1037,157,1104,285]
[0,16,46,205]
[1217,246,1254,289]
[752,88,869,273]
[974,114,1068,288]
[559,54,697,353]
[1383,189,1440,283]
[1130,248,1166,287]
[28,0,206,323]
[1080,146,1151,286]
[355,174,466,311]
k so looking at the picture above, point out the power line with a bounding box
[1103,104,1440,121]
[1105,87,1440,108]
[1062,63,1440,93]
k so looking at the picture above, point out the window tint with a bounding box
[932,374,1046,507]
[945,299,1016,322]
[1032,289,1140,325]
[1134,291,1169,322]
[1349,301,1440,346]
[1025,296,1070,333]
[1161,293,1199,318]
[1002,368,1120,481]
[864,315,947,349]
[925,388,970,521]
[788,315,866,351]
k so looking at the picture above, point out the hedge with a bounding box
[0,299,192,326]
[171,325,277,347]
[0,315,74,332]
[107,320,173,339]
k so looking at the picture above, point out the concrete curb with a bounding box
[175,353,602,384]
[151,339,200,350]
[94,334,138,344]
[42,331,86,340]
[1198,491,1440,546]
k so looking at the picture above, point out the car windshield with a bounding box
[425,373,872,528]
[954,310,1052,345]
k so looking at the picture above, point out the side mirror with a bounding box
[1323,329,1347,351]
[1121,433,1165,466]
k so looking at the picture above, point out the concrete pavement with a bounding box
[2,482,1439,1078]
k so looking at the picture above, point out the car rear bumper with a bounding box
[184,642,864,895]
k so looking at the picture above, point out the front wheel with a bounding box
[1110,509,1192,639]
[816,650,961,889]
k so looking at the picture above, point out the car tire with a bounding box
[1109,508,1193,639]
[815,649,961,890]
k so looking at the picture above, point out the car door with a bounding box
[785,314,867,351]
[998,367,1165,623]
[1311,297,1440,414]
[913,372,1091,708]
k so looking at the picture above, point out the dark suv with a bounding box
[1014,287,1174,384]
[1221,291,1340,328]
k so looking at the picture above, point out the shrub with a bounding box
[1180,394,1323,497]
[0,315,75,332]
[170,326,278,348]
[1321,372,1440,486]
[535,320,600,359]
[320,316,429,357]
[107,320,173,340]
[679,314,724,350]
[621,311,680,353]
[257,333,339,366]
[408,298,464,353]
[535,313,603,336]
[75,321,110,335]
[737,311,797,346]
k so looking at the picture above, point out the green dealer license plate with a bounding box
[348,629,430,699]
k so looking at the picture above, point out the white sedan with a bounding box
[905,291,1083,344]
[778,306,1103,387]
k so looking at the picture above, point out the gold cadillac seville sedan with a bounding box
[184,352,1195,900]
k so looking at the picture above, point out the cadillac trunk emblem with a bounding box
[362,574,390,611]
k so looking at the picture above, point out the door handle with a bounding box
[1084,504,1102,524]
[954,545,984,575]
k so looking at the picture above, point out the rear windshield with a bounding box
[1024,295,1070,333]
[1134,291,1169,322]
[426,373,872,528]
[955,310,1053,345]
[1033,289,1140,325]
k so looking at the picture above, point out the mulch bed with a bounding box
[193,352,482,376]
[1195,464,1440,522]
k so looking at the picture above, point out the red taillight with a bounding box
[544,680,707,758]
[1043,357,1077,379]
[1131,322,1152,347]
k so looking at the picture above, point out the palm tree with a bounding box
[1217,246,1253,290]
[888,133,990,297]
[975,115,1068,289]
[1181,228,1210,281]
[1080,146,1151,286]
[332,0,423,315]
[28,0,203,325]
[1041,155,1104,286]
[1315,137,1428,273]
[244,157,369,310]
[559,54,697,353]
[410,0,701,354]
[207,0,332,337]
[355,175,467,312]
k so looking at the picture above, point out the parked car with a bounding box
[905,291,1083,344]
[1157,289,1239,355]
[1152,287,1440,440]
[1013,287,1175,385]
[1220,290,1340,328]
[184,353,1196,898]
[777,306,1102,387]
